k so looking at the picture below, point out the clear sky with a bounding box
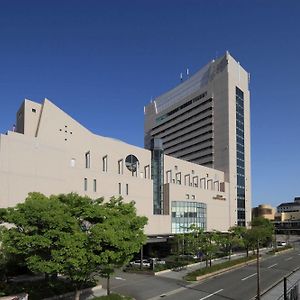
[0,0,299,208]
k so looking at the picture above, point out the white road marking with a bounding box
[199,289,224,300]
[268,263,278,268]
[241,273,256,281]
[115,276,126,280]
[285,257,293,261]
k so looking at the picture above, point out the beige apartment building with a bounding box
[145,52,251,227]
[0,98,231,236]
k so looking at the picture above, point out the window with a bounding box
[192,195,195,200]
[85,152,90,169]
[184,174,190,186]
[175,172,181,184]
[193,176,198,187]
[102,155,108,172]
[186,194,189,199]
[84,178,87,191]
[70,158,76,167]
[118,159,123,175]
[144,165,150,179]
[125,155,139,175]
[166,170,172,183]
[126,184,129,195]
[118,183,122,195]
[93,179,97,192]
[32,108,36,113]
[200,178,206,189]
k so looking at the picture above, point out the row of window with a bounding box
[162,121,213,146]
[83,152,151,179]
[166,137,213,156]
[154,92,208,126]
[153,109,213,140]
[165,171,224,192]
[164,130,213,152]
[83,178,129,196]
[236,87,246,226]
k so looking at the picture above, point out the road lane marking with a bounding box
[268,263,278,268]
[285,257,293,261]
[199,289,224,300]
[241,273,256,281]
[115,276,126,280]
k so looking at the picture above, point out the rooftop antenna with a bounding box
[186,68,189,78]
[180,72,183,82]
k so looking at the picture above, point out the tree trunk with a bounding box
[229,246,232,261]
[107,274,110,295]
[205,258,208,267]
[246,246,249,257]
[209,257,212,267]
[75,288,81,300]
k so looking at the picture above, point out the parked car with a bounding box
[150,258,166,265]
[277,241,287,247]
[129,259,151,267]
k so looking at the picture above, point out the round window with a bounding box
[125,155,139,172]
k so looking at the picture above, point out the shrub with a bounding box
[184,255,256,281]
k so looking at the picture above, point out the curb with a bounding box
[42,284,103,300]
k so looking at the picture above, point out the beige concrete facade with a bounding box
[0,99,231,235]
[144,52,251,227]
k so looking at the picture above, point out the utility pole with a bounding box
[256,239,260,300]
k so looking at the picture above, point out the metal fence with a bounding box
[262,269,300,300]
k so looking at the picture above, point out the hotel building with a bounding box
[145,52,251,226]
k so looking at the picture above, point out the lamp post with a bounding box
[256,239,260,300]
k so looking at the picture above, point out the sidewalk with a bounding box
[261,269,300,300]
[156,249,269,281]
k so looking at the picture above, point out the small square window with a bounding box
[32,108,36,113]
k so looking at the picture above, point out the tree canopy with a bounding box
[0,192,147,299]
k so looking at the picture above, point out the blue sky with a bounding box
[0,0,299,208]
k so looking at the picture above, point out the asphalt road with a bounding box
[149,245,300,300]
[99,243,300,300]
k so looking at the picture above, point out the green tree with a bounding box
[0,193,147,300]
[226,226,248,260]
[0,192,78,280]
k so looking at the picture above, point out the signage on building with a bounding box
[213,195,226,201]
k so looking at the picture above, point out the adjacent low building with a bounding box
[0,99,232,236]
[274,197,300,234]
[252,204,275,220]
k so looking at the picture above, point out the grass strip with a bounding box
[184,255,256,281]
